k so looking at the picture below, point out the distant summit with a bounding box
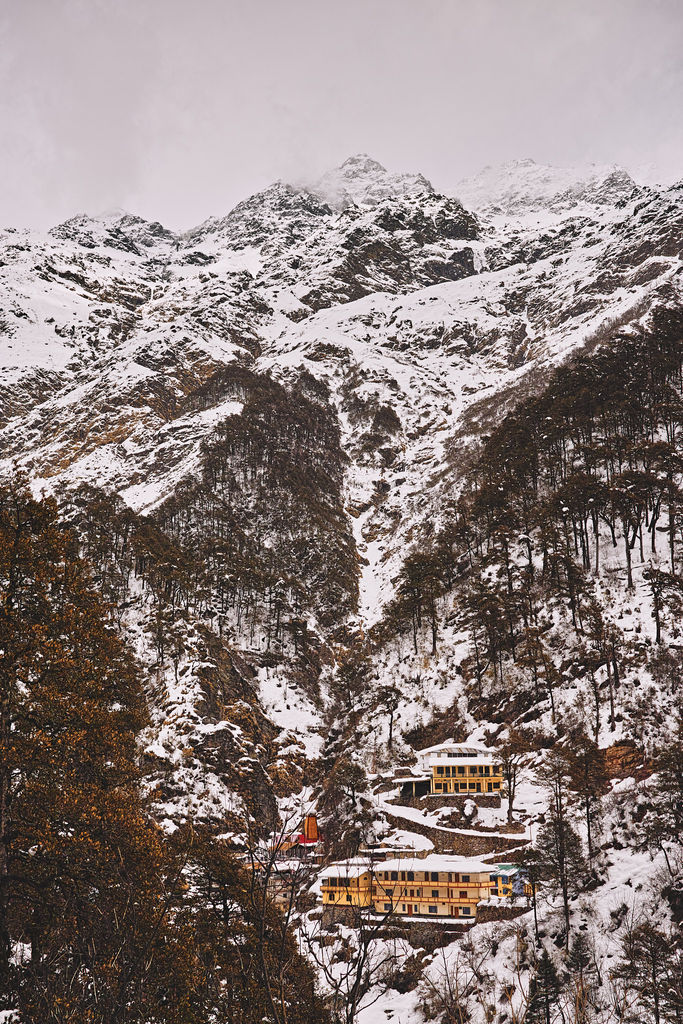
[453,159,637,215]
[305,153,434,210]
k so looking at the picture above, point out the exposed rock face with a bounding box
[308,153,435,210]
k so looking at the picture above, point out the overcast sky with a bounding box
[1,0,681,230]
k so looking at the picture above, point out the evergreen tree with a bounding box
[526,950,561,1024]
[614,922,683,1024]
[536,754,587,947]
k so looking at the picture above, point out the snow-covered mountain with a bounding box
[453,157,638,215]
[2,155,683,1022]
[306,152,434,210]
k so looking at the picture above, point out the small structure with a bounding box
[417,742,503,797]
[251,815,322,905]
[395,767,432,800]
[320,859,375,908]
[488,864,531,899]
[278,814,322,863]
[264,858,319,907]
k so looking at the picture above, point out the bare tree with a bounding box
[302,907,404,1024]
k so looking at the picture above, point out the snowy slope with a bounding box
[2,154,683,1021]
[2,161,681,611]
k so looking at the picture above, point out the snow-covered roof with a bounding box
[272,859,318,874]
[417,742,498,768]
[374,854,494,875]
[394,770,431,781]
[323,859,374,879]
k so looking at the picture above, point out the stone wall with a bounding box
[476,903,530,924]
[393,793,501,810]
[382,809,529,856]
[321,906,471,949]
[421,793,502,810]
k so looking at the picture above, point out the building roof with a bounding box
[323,858,374,879]
[374,854,495,875]
[417,741,496,761]
[490,864,525,876]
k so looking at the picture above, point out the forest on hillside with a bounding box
[1,306,683,1022]
[0,483,330,1023]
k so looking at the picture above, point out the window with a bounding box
[346,896,352,903]
[414,904,419,912]
[416,888,422,897]
[400,871,406,881]
[436,766,444,775]
[431,890,439,898]
[483,766,489,775]
[460,891,467,898]
[462,875,470,883]
[431,872,439,881]
[457,766,465,775]
[384,903,391,911]
[493,781,500,789]
[407,871,414,881]
[428,906,437,914]
[402,904,406,912]
[462,907,471,915]
[391,871,398,881]
[409,889,414,897]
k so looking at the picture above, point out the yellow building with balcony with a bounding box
[321,855,522,922]
[488,864,532,900]
[418,742,503,796]
[372,855,494,919]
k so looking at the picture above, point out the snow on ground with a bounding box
[257,662,325,758]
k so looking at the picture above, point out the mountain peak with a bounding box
[454,159,636,214]
[338,153,388,176]
[305,154,434,211]
[49,208,178,253]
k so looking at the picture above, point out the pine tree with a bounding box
[638,710,683,876]
[526,950,561,1024]
[188,826,329,1024]
[536,753,587,948]
[614,922,683,1024]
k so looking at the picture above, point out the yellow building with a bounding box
[372,855,494,920]
[488,864,532,900]
[321,855,522,921]
[418,743,503,796]
[321,859,375,908]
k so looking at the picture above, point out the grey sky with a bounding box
[1,0,681,230]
